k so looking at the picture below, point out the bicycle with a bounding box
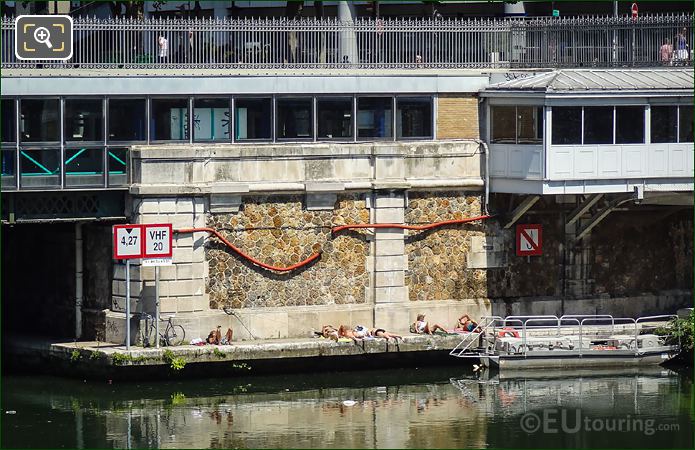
[139,313,186,347]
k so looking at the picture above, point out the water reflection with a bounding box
[2,367,693,449]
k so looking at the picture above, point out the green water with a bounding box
[2,367,693,448]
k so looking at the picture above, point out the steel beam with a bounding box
[566,193,604,226]
[573,195,632,242]
[503,195,540,229]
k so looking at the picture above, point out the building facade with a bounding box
[1,10,692,343]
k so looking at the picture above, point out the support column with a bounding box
[75,222,83,340]
[338,1,358,65]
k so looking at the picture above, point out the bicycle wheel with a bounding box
[165,325,187,346]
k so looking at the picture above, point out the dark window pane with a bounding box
[109,99,146,142]
[651,106,678,143]
[20,99,60,142]
[235,98,271,140]
[491,106,516,143]
[65,147,104,187]
[108,147,128,187]
[19,147,61,188]
[517,106,543,144]
[584,106,613,144]
[615,106,644,144]
[552,107,582,145]
[317,98,353,139]
[194,98,230,142]
[2,99,16,143]
[151,98,189,141]
[357,97,393,138]
[679,105,693,142]
[65,98,103,142]
[397,97,432,139]
[1,148,16,190]
[276,98,312,139]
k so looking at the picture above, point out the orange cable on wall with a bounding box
[177,214,492,273]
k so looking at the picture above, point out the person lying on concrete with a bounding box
[370,327,402,341]
[411,314,447,335]
[207,326,233,345]
[455,314,480,333]
[321,325,339,341]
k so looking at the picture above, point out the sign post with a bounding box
[113,224,144,350]
[143,224,173,349]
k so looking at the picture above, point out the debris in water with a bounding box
[5,411,16,415]
[342,400,357,406]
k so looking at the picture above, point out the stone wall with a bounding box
[405,192,488,301]
[206,194,371,309]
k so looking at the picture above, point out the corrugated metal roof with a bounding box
[485,69,694,92]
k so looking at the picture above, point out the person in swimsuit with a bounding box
[411,314,447,335]
[321,325,339,342]
[370,327,402,341]
[455,314,480,333]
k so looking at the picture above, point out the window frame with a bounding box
[107,97,148,144]
[356,95,395,141]
[315,95,356,142]
[275,96,315,142]
[149,96,191,143]
[233,96,273,143]
[395,95,434,140]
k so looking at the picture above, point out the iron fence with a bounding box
[1,14,693,70]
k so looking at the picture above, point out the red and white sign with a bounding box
[516,224,542,256]
[631,3,638,20]
[113,223,173,260]
[143,223,173,258]
[113,224,144,260]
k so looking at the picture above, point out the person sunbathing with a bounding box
[321,325,339,342]
[207,326,233,345]
[455,314,480,333]
[411,313,447,335]
[370,327,402,341]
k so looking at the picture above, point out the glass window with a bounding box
[108,98,146,142]
[19,147,61,188]
[194,98,230,142]
[583,106,613,144]
[397,97,432,139]
[317,98,353,139]
[357,97,393,139]
[20,99,60,142]
[151,98,189,141]
[276,98,312,140]
[491,106,516,144]
[517,106,543,144]
[65,147,104,187]
[108,147,128,187]
[650,106,678,143]
[615,106,644,144]
[65,98,103,142]
[1,148,16,190]
[552,107,582,145]
[679,105,693,143]
[2,99,16,143]
[235,98,271,140]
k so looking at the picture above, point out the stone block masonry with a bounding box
[206,194,371,309]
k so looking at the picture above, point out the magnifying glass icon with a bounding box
[33,27,53,49]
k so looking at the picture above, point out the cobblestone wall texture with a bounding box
[206,194,370,309]
[405,192,488,301]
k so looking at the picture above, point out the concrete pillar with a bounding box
[338,1,358,65]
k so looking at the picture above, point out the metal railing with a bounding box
[2,14,693,70]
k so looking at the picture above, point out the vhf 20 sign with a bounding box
[113,224,173,260]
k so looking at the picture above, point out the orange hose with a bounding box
[332,215,492,233]
[176,227,321,272]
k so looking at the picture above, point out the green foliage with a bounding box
[170,392,186,406]
[70,350,82,362]
[90,351,104,360]
[213,348,227,359]
[111,352,147,366]
[669,311,694,351]
[163,349,187,371]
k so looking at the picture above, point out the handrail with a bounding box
[561,314,615,333]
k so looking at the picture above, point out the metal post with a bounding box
[75,222,83,340]
[125,259,131,351]
[155,266,160,348]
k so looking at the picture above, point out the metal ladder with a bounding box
[449,316,501,358]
